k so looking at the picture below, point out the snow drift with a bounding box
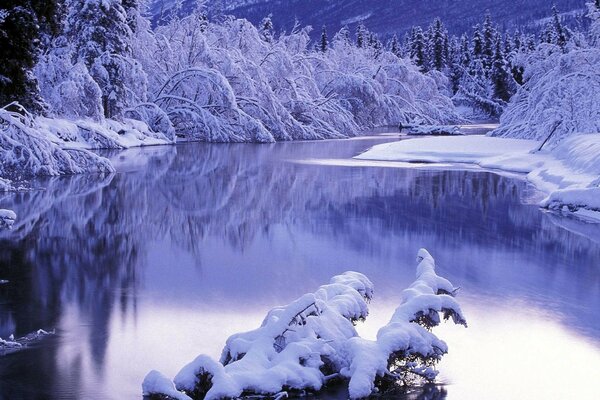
[142,249,466,399]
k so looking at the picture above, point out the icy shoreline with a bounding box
[356,134,600,222]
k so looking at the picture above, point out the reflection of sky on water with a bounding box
[0,136,599,399]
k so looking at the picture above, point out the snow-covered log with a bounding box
[143,249,466,400]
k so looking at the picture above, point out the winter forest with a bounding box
[1,0,600,399]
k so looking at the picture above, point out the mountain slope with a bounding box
[151,0,588,37]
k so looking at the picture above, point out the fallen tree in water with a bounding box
[143,249,466,400]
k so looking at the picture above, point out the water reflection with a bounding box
[0,138,599,399]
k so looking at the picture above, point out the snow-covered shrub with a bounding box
[0,103,114,185]
[143,249,466,400]
[491,44,600,148]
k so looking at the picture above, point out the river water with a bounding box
[0,134,599,399]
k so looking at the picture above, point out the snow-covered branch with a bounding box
[143,249,466,400]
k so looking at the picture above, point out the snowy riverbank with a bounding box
[356,134,600,221]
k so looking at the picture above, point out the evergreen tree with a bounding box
[409,26,427,70]
[66,0,145,119]
[356,23,367,48]
[259,15,274,43]
[320,25,328,53]
[428,18,448,71]
[551,5,568,48]
[390,34,401,57]
[367,32,383,58]
[0,0,64,112]
[481,14,496,70]
[472,24,483,59]
[448,36,463,93]
[490,36,514,102]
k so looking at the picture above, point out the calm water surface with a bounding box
[0,135,599,399]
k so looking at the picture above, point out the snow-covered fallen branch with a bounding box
[0,329,55,356]
[0,209,16,229]
[143,249,466,400]
[402,124,462,136]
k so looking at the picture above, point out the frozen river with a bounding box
[1,134,599,399]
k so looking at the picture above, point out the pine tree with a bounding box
[390,34,401,57]
[409,26,427,70]
[367,32,383,58]
[472,24,483,59]
[551,5,568,48]
[0,0,64,112]
[448,36,463,93]
[320,25,328,53]
[356,23,366,48]
[259,15,274,43]
[490,36,514,102]
[428,18,448,71]
[481,14,496,70]
[66,0,145,119]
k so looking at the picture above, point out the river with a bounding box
[1,133,599,399]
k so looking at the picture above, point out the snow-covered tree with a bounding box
[356,22,367,48]
[481,14,497,70]
[490,37,515,102]
[409,26,427,70]
[319,25,328,53]
[259,14,274,43]
[389,34,401,58]
[0,0,64,112]
[65,0,147,119]
[427,18,448,71]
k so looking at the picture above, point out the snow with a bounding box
[356,136,539,164]
[0,209,17,229]
[356,133,600,219]
[142,249,465,400]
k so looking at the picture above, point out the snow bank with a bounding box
[37,116,173,150]
[356,134,600,219]
[356,136,539,164]
[143,250,465,399]
[0,101,175,189]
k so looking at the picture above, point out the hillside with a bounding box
[150,0,588,37]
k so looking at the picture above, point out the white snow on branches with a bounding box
[492,45,600,149]
[143,249,466,400]
[135,15,462,142]
[0,104,114,186]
